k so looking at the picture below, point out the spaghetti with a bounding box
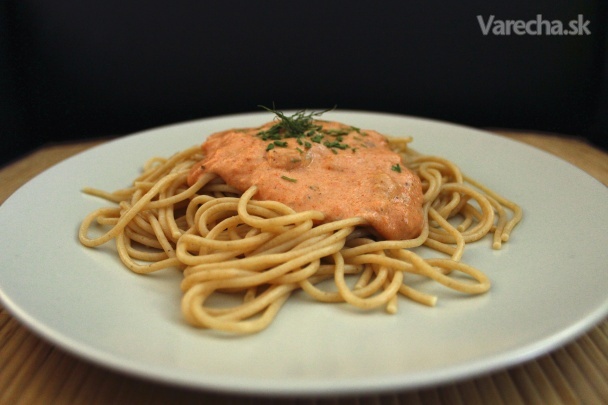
[79,119,522,334]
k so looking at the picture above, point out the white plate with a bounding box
[1,111,607,397]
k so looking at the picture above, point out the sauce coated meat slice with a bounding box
[188,120,424,240]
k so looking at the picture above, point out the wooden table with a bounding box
[1,130,607,404]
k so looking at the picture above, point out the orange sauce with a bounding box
[188,120,424,240]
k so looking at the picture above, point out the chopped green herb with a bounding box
[266,143,275,151]
[325,128,350,137]
[256,105,371,155]
[323,140,349,150]
[281,175,297,183]
[391,163,402,173]
[257,104,334,139]
[311,134,324,143]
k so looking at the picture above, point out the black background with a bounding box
[1,1,607,166]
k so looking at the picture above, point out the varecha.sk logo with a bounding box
[477,14,591,36]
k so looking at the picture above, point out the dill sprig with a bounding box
[257,105,368,154]
[257,105,335,139]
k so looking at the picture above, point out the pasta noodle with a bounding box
[79,131,521,334]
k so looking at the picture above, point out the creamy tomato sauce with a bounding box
[188,120,424,240]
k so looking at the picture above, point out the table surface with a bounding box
[1,130,607,404]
